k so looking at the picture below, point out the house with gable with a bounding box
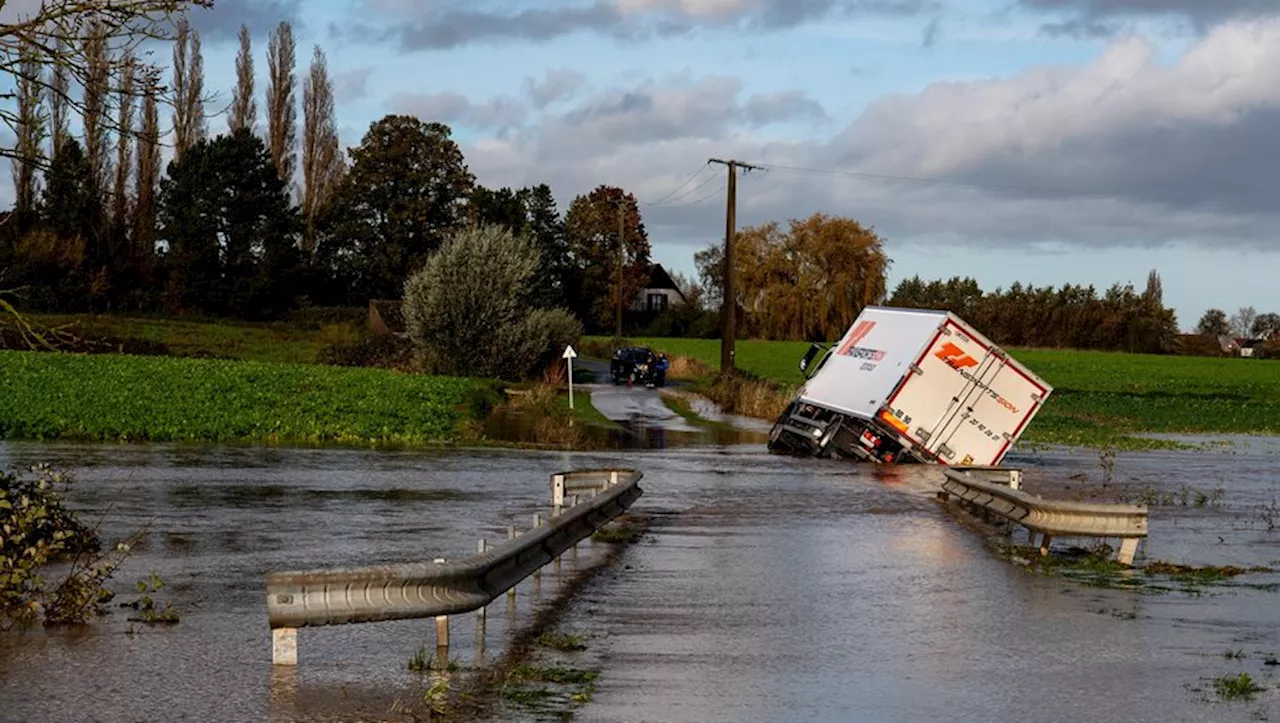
[629,263,686,314]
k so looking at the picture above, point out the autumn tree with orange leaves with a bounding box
[697,213,891,341]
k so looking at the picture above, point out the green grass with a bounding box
[30,313,327,364]
[1211,673,1265,701]
[565,390,620,430]
[0,350,497,444]
[535,632,588,652]
[595,336,1280,447]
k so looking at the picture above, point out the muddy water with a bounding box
[1,440,1278,722]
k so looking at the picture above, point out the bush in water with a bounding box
[1,465,133,629]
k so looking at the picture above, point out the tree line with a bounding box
[1,10,655,333]
[886,271,1179,353]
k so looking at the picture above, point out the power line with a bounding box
[641,162,713,207]
[662,177,727,208]
[647,168,722,208]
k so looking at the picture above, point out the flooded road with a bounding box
[1,439,1278,722]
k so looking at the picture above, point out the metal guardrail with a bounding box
[265,468,643,665]
[941,467,1147,565]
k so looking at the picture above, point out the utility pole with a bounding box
[616,200,625,341]
[709,158,761,372]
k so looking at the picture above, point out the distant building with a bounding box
[367,299,406,337]
[629,264,687,313]
[1236,338,1265,358]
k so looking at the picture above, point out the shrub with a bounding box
[1,465,130,630]
[403,226,582,381]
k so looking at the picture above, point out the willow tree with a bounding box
[713,213,890,341]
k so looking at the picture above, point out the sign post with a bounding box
[562,345,578,409]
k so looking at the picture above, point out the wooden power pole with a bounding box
[616,200,625,340]
[709,158,760,372]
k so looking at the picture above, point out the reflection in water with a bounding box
[485,408,769,451]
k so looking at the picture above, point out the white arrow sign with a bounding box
[563,345,577,409]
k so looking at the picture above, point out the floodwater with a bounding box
[1,436,1278,722]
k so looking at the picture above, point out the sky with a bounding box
[8,0,1280,330]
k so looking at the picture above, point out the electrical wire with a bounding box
[661,177,727,209]
[641,162,713,207]
[648,171,723,208]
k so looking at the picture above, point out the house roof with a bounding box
[645,264,685,299]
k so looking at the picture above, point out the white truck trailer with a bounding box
[767,306,1053,466]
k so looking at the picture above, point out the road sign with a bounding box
[563,345,577,408]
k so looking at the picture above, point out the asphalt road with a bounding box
[574,356,704,433]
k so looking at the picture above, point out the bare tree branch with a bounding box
[0,0,215,168]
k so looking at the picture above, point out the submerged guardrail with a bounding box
[941,467,1147,565]
[265,469,643,665]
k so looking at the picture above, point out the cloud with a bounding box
[1017,0,1280,34]
[333,68,375,103]
[523,68,589,109]
[188,0,303,41]
[354,0,937,50]
[833,19,1280,217]
[744,91,827,125]
[459,20,1280,257]
[391,91,528,130]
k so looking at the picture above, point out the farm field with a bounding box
[26,312,342,364]
[601,336,1280,448]
[0,350,497,445]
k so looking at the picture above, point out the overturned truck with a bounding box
[768,306,1053,466]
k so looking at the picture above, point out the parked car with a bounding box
[611,347,667,387]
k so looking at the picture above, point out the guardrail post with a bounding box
[433,558,449,667]
[532,514,543,585]
[506,526,517,600]
[1117,538,1139,566]
[610,471,619,486]
[1038,534,1052,557]
[552,474,565,508]
[476,540,487,622]
[435,615,450,668]
[272,627,298,666]
[571,495,580,558]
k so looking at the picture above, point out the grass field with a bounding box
[597,336,1280,448]
[0,350,497,445]
[28,313,329,364]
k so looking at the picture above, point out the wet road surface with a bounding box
[1,438,1278,722]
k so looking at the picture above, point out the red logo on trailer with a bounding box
[837,321,876,356]
[933,342,979,370]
